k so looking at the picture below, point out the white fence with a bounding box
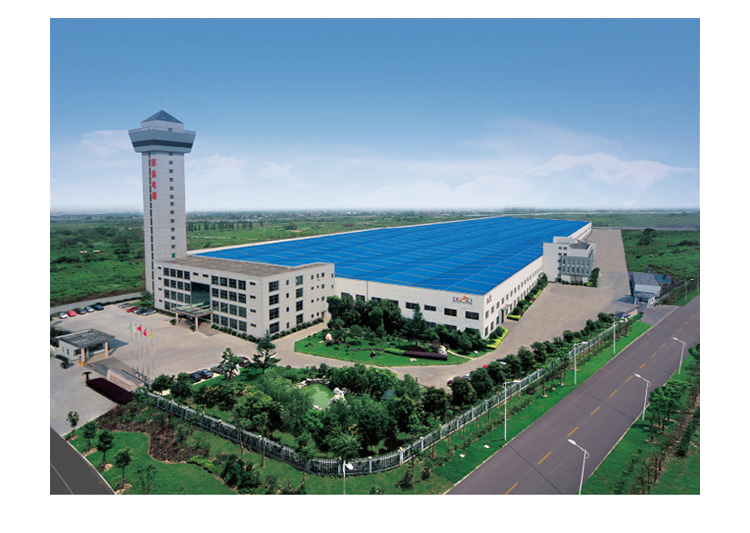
[144,319,630,476]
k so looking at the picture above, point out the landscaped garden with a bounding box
[294,295,508,365]
[66,311,652,495]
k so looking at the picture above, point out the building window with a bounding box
[296,300,304,311]
[405,302,419,310]
[424,305,436,312]
[444,308,457,317]
[296,288,303,298]
[269,322,280,334]
[269,281,279,292]
[269,294,279,305]
[269,308,280,320]
[465,311,479,320]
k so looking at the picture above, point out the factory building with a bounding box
[131,111,595,339]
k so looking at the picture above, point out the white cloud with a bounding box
[529,152,696,188]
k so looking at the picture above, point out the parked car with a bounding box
[67,310,77,317]
[199,369,214,380]
[92,303,104,311]
[119,302,133,308]
[189,371,204,382]
[126,306,138,313]
[86,306,95,313]
[210,365,224,374]
[134,307,146,315]
[75,308,87,315]
[141,308,156,316]
[58,312,68,319]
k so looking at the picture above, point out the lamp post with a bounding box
[685,279,694,304]
[567,439,590,495]
[633,373,651,421]
[342,460,353,495]
[503,379,522,441]
[671,337,687,375]
[573,341,587,385]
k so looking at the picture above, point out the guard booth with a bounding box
[54,329,115,365]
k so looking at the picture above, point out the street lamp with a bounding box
[573,341,588,385]
[503,379,522,441]
[342,460,353,495]
[685,279,694,304]
[633,373,651,421]
[567,439,590,495]
[672,337,687,375]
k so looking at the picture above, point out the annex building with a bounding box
[131,111,594,339]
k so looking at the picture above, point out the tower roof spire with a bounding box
[142,110,183,124]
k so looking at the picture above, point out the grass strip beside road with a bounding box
[432,320,651,485]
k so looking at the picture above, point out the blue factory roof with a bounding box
[196,217,589,295]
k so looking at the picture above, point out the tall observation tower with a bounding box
[129,110,196,295]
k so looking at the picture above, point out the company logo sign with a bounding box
[452,295,473,305]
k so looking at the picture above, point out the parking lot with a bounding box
[51,302,259,379]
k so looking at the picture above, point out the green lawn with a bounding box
[294,332,468,366]
[582,351,699,495]
[69,430,235,495]
[621,229,700,282]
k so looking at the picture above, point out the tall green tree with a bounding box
[81,421,98,451]
[96,430,115,469]
[220,347,243,380]
[252,332,280,372]
[114,447,133,487]
[66,411,79,440]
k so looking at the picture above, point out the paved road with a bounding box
[449,295,700,494]
[50,428,114,495]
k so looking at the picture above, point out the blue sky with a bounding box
[50,18,700,212]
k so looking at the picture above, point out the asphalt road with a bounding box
[449,295,700,494]
[50,427,114,495]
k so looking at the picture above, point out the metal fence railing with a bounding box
[144,318,631,476]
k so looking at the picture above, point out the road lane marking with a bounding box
[590,406,600,416]
[661,343,666,348]
[677,327,682,332]
[538,451,552,465]
[610,389,618,397]
[626,375,633,382]
[651,352,657,358]
[639,363,645,369]
[685,320,690,325]
[567,427,579,438]
[505,482,518,494]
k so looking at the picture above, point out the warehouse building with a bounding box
[131,111,594,339]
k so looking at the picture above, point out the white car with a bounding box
[58,312,67,319]
[86,306,95,313]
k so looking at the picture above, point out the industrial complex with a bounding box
[130,111,596,340]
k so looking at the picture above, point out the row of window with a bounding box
[269,272,327,293]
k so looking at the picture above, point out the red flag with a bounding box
[143,328,148,337]
[137,325,142,332]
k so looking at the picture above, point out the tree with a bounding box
[294,431,316,486]
[150,374,175,393]
[402,305,429,343]
[220,347,243,380]
[66,411,79,440]
[170,373,193,402]
[114,447,133,487]
[252,332,280,372]
[449,377,476,408]
[469,368,494,399]
[422,386,449,421]
[81,421,98,451]
[96,430,115,469]
[233,389,279,463]
[134,465,157,495]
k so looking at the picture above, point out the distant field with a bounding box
[49,210,699,306]
[621,229,700,281]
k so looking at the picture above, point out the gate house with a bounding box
[55,329,115,365]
